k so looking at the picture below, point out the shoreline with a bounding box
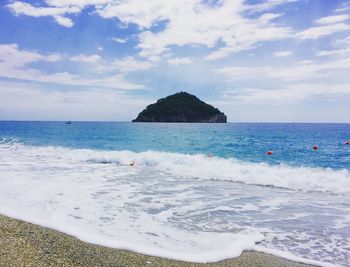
[0,214,317,267]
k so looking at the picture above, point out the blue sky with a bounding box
[0,0,350,122]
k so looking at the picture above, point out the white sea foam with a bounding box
[76,147,350,195]
[0,142,349,266]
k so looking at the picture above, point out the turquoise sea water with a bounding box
[0,121,350,266]
[1,121,350,169]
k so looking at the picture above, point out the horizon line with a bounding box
[0,120,350,124]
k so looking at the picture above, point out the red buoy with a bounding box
[345,140,350,145]
[266,151,273,155]
[313,145,318,150]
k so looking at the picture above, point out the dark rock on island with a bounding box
[132,92,227,123]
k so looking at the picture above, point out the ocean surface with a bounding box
[0,121,350,266]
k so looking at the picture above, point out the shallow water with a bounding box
[0,122,349,266]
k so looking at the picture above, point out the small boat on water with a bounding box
[65,120,72,124]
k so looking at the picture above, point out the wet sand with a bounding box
[0,214,316,267]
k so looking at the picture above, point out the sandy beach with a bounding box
[0,214,316,267]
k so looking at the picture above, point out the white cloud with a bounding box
[53,15,74,27]
[316,14,350,25]
[96,0,177,28]
[317,47,350,57]
[96,56,154,73]
[112,37,127,43]
[70,54,101,63]
[273,51,291,57]
[87,74,145,89]
[9,0,294,60]
[317,36,350,57]
[216,66,270,80]
[295,13,350,40]
[0,66,143,90]
[8,1,81,16]
[216,56,350,81]
[167,57,192,66]
[335,7,350,13]
[131,2,292,61]
[334,35,350,46]
[244,0,300,13]
[7,0,114,28]
[12,0,350,61]
[7,1,81,27]
[204,12,291,60]
[44,0,111,8]
[0,43,61,68]
[0,44,143,90]
[221,83,350,103]
[0,81,150,121]
[297,23,350,40]
[334,2,350,13]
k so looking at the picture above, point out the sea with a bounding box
[0,121,349,266]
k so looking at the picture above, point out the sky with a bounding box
[0,0,350,122]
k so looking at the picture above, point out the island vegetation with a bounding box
[132,92,227,123]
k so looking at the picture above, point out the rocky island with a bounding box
[132,92,227,123]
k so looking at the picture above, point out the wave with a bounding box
[87,152,350,196]
[1,141,350,195]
